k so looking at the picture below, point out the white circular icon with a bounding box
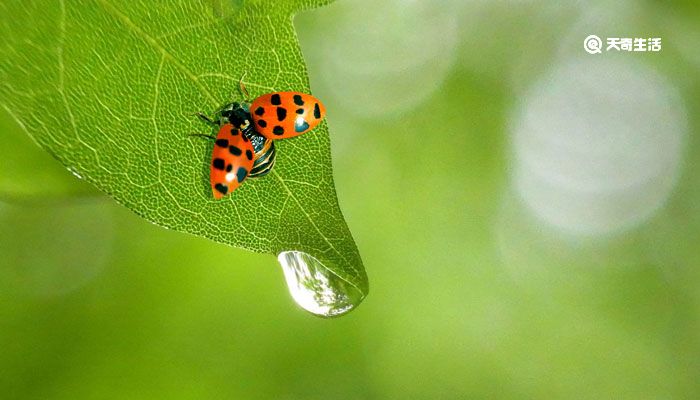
[584,35,603,54]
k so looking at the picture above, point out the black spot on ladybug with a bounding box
[293,94,304,106]
[254,107,265,116]
[273,126,285,136]
[215,138,229,148]
[213,158,226,170]
[313,103,321,119]
[226,164,233,172]
[229,128,239,136]
[236,167,248,183]
[294,119,309,133]
[276,107,287,121]
[257,119,267,128]
[246,149,253,160]
[229,145,242,156]
[270,94,281,105]
[215,183,228,194]
[296,108,304,114]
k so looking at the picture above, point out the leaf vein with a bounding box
[95,0,218,108]
[272,169,360,288]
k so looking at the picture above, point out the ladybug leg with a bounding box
[196,112,217,127]
[238,72,251,102]
[188,133,217,141]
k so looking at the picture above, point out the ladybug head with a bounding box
[217,102,253,134]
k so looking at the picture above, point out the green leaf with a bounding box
[0,0,367,316]
[0,108,98,201]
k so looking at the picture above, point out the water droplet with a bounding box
[66,166,83,180]
[278,251,366,318]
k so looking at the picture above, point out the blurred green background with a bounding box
[2,0,700,398]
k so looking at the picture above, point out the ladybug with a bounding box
[250,92,326,139]
[194,85,326,199]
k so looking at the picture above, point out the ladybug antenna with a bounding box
[239,72,251,102]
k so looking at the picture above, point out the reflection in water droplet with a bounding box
[278,251,365,318]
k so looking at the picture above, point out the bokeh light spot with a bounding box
[510,57,686,235]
